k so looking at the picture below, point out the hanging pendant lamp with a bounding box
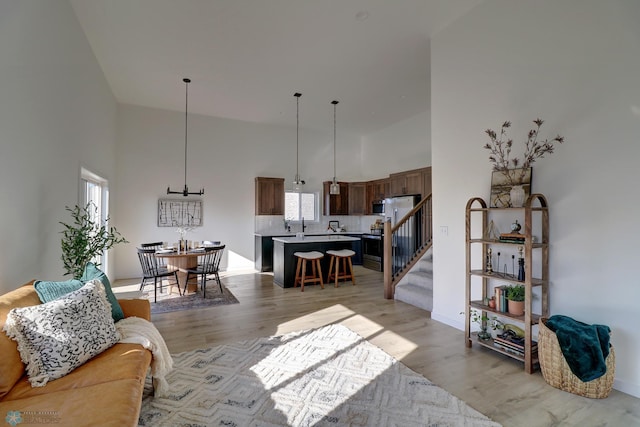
[292,92,305,191]
[329,100,340,195]
[167,78,204,196]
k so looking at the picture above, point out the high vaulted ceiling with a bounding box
[70,0,481,136]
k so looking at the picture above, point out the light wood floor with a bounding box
[115,267,639,427]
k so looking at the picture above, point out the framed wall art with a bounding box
[490,168,532,208]
[157,199,203,227]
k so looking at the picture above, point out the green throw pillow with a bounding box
[34,279,84,303]
[80,263,125,322]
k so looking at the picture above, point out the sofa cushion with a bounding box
[3,280,120,387]
[80,262,125,322]
[0,283,41,399]
[4,342,151,401]
[33,278,83,302]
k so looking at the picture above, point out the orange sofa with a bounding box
[0,282,152,427]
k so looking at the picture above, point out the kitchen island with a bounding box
[272,235,362,288]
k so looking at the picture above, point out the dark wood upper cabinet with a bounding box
[389,167,430,198]
[255,177,285,215]
[348,182,367,215]
[323,181,349,216]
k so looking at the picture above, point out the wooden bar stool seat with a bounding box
[326,249,356,288]
[294,251,325,292]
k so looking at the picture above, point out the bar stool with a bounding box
[294,251,325,292]
[326,249,356,288]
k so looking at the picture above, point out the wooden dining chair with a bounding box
[185,245,225,298]
[137,247,180,302]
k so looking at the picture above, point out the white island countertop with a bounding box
[272,235,361,244]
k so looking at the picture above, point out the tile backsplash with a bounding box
[255,215,384,234]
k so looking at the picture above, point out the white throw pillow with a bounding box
[3,279,120,387]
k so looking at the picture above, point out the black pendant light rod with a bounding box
[332,100,338,179]
[293,92,304,187]
[167,78,204,196]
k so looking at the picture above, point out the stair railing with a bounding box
[383,193,432,299]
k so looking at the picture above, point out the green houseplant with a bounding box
[60,203,128,278]
[506,284,525,316]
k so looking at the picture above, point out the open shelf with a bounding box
[468,301,541,325]
[471,334,539,367]
[469,270,545,286]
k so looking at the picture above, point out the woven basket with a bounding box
[538,317,615,398]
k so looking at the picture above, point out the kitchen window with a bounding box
[285,191,318,222]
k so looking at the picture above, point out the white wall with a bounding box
[431,0,640,397]
[114,103,364,279]
[0,0,118,293]
[113,102,431,279]
[361,110,431,180]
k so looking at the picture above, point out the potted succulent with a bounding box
[506,284,525,316]
[59,203,128,278]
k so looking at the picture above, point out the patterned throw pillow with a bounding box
[2,280,120,387]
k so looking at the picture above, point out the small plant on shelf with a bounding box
[506,284,525,301]
[463,309,504,340]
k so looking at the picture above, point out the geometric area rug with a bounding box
[138,324,502,426]
[142,283,239,315]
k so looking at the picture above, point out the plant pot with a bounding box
[508,299,525,316]
[477,328,491,341]
[510,185,526,207]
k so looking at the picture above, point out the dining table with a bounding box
[154,248,207,294]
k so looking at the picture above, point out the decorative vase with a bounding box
[510,185,526,208]
[477,327,491,341]
[508,300,525,316]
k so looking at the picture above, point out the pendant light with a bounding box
[329,100,340,195]
[292,92,305,191]
[167,78,204,196]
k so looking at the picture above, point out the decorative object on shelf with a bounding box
[167,78,204,196]
[59,203,128,278]
[506,284,525,316]
[485,247,493,274]
[518,258,525,281]
[485,118,565,207]
[292,92,305,192]
[484,220,500,240]
[511,220,522,234]
[510,185,526,207]
[466,309,502,341]
[490,168,532,207]
[329,100,340,195]
[488,296,496,309]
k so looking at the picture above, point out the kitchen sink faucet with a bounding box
[301,217,307,232]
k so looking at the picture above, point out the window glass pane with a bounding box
[285,192,300,220]
[300,193,316,221]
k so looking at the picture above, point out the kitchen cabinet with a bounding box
[390,169,425,197]
[423,167,432,196]
[348,182,367,215]
[323,181,349,216]
[255,177,285,215]
[366,179,390,214]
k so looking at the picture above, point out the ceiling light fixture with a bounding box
[329,100,340,195]
[293,92,305,192]
[167,78,204,197]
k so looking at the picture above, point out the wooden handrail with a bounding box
[384,193,432,299]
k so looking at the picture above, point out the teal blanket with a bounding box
[546,315,611,382]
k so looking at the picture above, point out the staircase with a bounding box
[393,247,433,311]
[383,193,432,300]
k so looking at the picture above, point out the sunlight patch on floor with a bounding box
[275,304,356,335]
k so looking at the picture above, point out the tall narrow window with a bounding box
[80,168,110,268]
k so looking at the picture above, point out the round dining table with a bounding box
[154,250,205,294]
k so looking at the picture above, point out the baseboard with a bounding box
[431,311,464,331]
[613,378,640,398]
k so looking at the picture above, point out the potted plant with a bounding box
[483,119,565,207]
[464,309,503,340]
[60,203,128,278]
[506,284,525,316]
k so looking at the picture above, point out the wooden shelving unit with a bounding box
[464,194,549,374]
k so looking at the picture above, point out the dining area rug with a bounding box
[143,282,239,315]
[138,324,501,426]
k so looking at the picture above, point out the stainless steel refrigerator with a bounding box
[384,195,422,273]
